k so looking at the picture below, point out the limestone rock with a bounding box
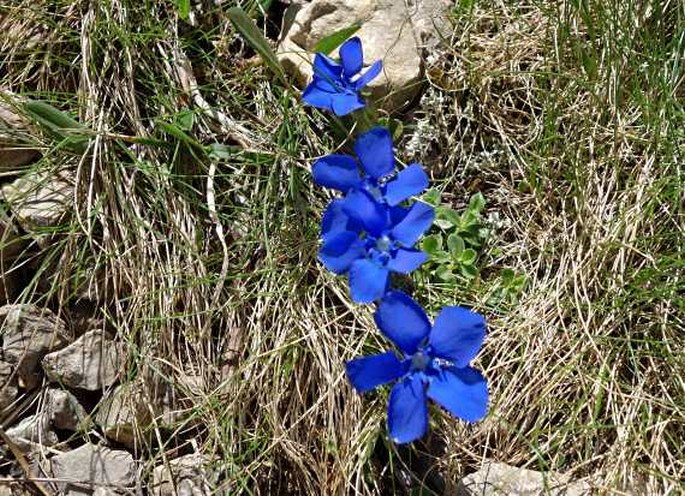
[0,96,40,172]
[152,454,216,496]
[1,304,71,389]
[50,443,136,495]
[277,0,452,112]
[457,462,592,496]
[5,413,58,452]
[1,167,73,245]
[45,388,89,431]
[0,359,18,409]
[95,380,151,449]
[42,329,126,390]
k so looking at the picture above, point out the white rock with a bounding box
[0,207,25,303]
[457,462,592,495]
[1,304,71,389]
[0,96,40,172]
[277,0,452,112]
[95,381,151,449]
[0,359,18,409]
[50,443,136,494]
[45,388,89,431]
[5,413,58,452]
[151,454,215,496]
[42,329,126,391]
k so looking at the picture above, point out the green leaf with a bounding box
[468,192,486,213]
[157,120,201,148]
[313,24,361,55]
[447,233,465,255]
[176,110,195,131]
[177,0,190,19]
[421,234,442,255]
[460,248,477,265]
[424,189,441,207]
[227,7,287,85]
[437,207,460,228]
[24,100,89,154]
[436,265,455,282]
[460,263,478,279]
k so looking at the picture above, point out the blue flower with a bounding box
[319,191,434,303]
[312,127,429,206]
[302,37,383,116]
[346,291,489,443]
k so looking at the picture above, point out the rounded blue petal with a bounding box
[312,154,362,192]
[339,37,363,77]
[354,60,383,90]
[313,53,342,81]
[346,351,405,393]
[341,189,387,237]
[388,374,428,444]
[321,199,351,240]
[354,126,395,179]
[384,163,429,206]
[387,248,428,275]
[390,202,435,247]
[427,366,488,422]
[349,258,389,303]
[302,83,334,112]
[330,92,365,116]
[318,231,363,274]
[374,290,431,354]
[428,307,486,367]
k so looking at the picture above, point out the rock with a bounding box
[151,454,216,496]
[44,388,89,431]
[457,462,592,496]
[42,329,126,390]
[95,380,151,449]
[5,413,58,452]
[50,443,136,495]
[0,359,18,409]
[0,206,25,303]
[0,96,40,172]
[1,167,73,246]
[277,0,452,112]
[1,304,72,389]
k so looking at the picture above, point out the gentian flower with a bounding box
[346,291,489,443]
[302,37,383,116]
[319,190,434,303]
[312,126,429,206]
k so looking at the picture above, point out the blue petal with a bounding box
[374,290,430,354]
[312,154,362,192]
[354,126,395,180]
[321,200,350,240]
[330,92,365,116]
[354,60,383,90]
[341,189,387,237]
[339,37,363,77]
[349,258,389,303]
[390,202,435,247]
[384,163,429,206]
[312,53,343,82]
[318,231,363,274]
[302,83,334,112]
[388,374,428,444]
[427,366,488,422]
[428,307,486,367]
[387,248,428,274]
[346,351,405,393]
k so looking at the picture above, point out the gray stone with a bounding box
[277,0,452,112]
[151,454,215,496]
[1,304,72,389]
[1,167,73,246]
[0,206,25,303]
[457,462,592,496]
[0,96,40,172]
[5,413,58,452]
[95,380,151,449]
[42,329,126,390]
[45,388,89,431]
[50,443,136,494]
[0,359,18,409]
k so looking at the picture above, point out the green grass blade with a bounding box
[226,7,286,86]
[24,100,89,154]
[177,0,190,19]
[312,25,361,55]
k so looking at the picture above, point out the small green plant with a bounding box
[420,190,488,282]
[488,268,528,307]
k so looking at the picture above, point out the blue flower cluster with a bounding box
[303,37,488,443]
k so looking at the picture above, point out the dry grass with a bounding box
[0,0,683,494]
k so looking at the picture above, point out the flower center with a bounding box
[410,350,431,372]
[375,235,392,252]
